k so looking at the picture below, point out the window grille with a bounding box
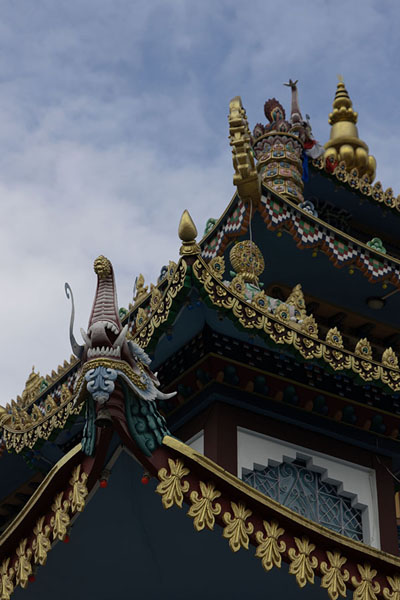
[243,459,363,541]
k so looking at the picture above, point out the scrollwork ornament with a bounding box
[255,519,286,571]
[351,564,380,600]
[50,492,71,541]
[354,338,373,360]
[288,536,318,588]
[15,538,32,588]
[69,464,88,513]
[209,256,225,280]
[383,576,400,600]
[382,347,399,369]
[32,516,51,566]
[156,458,190,509]
[222,502,254,552]
[0,558,14,600]
[326,327,344,348]
[320,551,349,600]
[187,481,221,531]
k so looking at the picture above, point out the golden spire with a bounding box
[178,210,200,255]
[324,78,376,181]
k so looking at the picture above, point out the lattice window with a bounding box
[243,459,363,541]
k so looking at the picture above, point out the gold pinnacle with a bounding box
[178,210,200,255]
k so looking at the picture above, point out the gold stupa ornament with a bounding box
[324,78,376,181]
[230,240,265,285]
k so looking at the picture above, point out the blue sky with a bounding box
[1,0,399,402]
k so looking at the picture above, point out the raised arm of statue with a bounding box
[284,79,302,123]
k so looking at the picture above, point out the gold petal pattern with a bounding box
[351,564,380,600]
[187,481,221,531]
[320,551,349,600]
[222,502,254,552]
[288,536,318,588]
[156,458,190,509]
[255,519,286,571]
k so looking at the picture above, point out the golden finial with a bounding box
[94,255,111,279]
[324,79,376,181]
[178,210,200,255]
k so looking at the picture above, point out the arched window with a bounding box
[243,458,363,541]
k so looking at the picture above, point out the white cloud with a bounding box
[0,0,399,402]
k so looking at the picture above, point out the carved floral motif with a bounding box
[255,520,286,571]
[222,502,254,552]
[187,481,221,531]
[156,459,190,509]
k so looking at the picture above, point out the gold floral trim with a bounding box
[288,536,318,588]
[132,259,188,349]
[321,551,350,600]
[187,481,221,531]
[312,158,400,212]
[351,564,380,600]
[156,458,190,509]
[383,575,400,600]
[32,516,51,566]
[0,460,89,599]
[192,257,400,392]
[0,558,14,600]
[255,519,286,571]
[69,464,88,513]
[222,501,254,552]
[50,492,70,541]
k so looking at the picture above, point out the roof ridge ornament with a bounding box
[324,78,376,182]
[178,210,201,255]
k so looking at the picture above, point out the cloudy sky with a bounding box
[0,0,399,403]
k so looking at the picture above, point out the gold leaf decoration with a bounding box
[382,347,399,369]
[288,536,318,588]
[352,564,380,600]
[274,302,291,323]
[300,314,319,339]
[230,274,246,298]
[156,458,190,509]
[209,256,225,280]
[286,283,307,319]
[222,502,254,552]
[32,516,51,566]
[255,519,286,571]
[69,464,88,513]
[187,481,221,531]
[50,492,71,541]
[354,338,373,360]
[326,327,344,348]
[383,576,400,600]
[320,551,349,600]
[15,539,32,589]
[252,291,269,312]
[0,558,14,600]
[150,287,162,312]
[135,307,148,330]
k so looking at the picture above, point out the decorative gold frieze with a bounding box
[288,536,318,588]
[351,564,380,600]
[50,492,71,541]
[321,551,349,600]
[32,516,51,566]
[0,558,14,600]
[286,283,307,319]
[255,519,286,571]
[326,327,344,348]
[209,256,225,280]
[15,538,32,588]
[382,347,399,369]
[300,314,319,338]
[69,464,88,513]
[156,458,190,509]
[222,501,254,552]
[383,576,400,600]
[355,338,373,360]
[187,481,221,531]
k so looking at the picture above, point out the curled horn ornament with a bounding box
[65,282,84,359]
